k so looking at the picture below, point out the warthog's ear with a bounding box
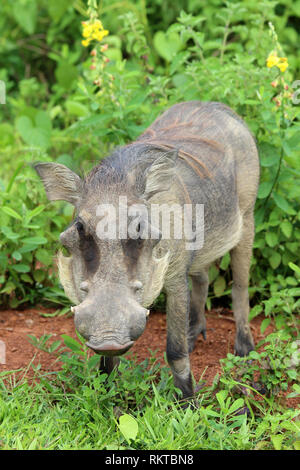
[144,149,178,198]
[34,162,83,207]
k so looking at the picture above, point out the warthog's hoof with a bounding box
[234,327,254,357]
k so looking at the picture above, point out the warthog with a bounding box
[35,101,259,400]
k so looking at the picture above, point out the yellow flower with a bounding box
[93,19,104,29]
[93,29,109,41]
[267,54,280,68]
[81,18,109,46]
[82,27,92,38]
[266,51,289,72]
[277,58,288,72]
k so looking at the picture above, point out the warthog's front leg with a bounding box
[188,268,209,352]
[165,276,194,400]
[99,356,120,375]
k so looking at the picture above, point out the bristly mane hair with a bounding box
[84,143,177,194]
[83,101,246,193]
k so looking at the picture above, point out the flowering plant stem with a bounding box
[264,89,286,207]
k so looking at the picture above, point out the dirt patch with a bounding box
[0,307,298,408]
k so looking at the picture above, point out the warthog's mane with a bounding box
[83,100,258,194]
[84,143,180,194]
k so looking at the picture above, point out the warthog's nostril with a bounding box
[80,281,89,292]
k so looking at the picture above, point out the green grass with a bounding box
[0,333,299,450]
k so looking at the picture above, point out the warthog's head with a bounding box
[34,145,178,355]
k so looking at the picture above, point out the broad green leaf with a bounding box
[153,31,184,62]
[12,251,22,261]
[269,252,281,269]
[287,369,297,380]
[216,390,228,409]
[286,242,299,254]
[1,226,20,240]
[273,192,296,215]
[20,274,33,284]
[249,350,261,360]
[285,288,300,296]
[1,206,22,220]
[213,275,226,297]
[288,262,300,275]
[0,281,16,294]
[260,317,271,334]
[209,264,219,283]
[249,305,263,320]
[65,100,89,117]
[33,269,45,282]
[12,264,31,273]
[266,232,278,248]
[220,252,230,270]
[259,143,280,168]
[16,112,51,149]
[228,398,244,415]
[257,181,272,199]
[118,414,139,442]
[26,205,45,222]
[280,221,293,238]
[19,244,37,253]
[13,0,37,35]
[271,434,284,451]
[22,236,47,245]
[61,334,83,353]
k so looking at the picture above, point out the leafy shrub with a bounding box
[220,330,299,398]
[0,162,72,307]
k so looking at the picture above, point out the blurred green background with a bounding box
[0,0,299,324]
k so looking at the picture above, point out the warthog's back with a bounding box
[137,101,259,213]
[137,101,260,271]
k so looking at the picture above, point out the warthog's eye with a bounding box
[75,219,99,274]
[75,221,84,235]
[128,223,145,249]
[133,223,144,248]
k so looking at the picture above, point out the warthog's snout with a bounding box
[72,289,149,356]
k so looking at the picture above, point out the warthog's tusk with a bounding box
[146,310,150,317]
[70,306,75,313]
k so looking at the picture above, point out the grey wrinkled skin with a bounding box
[34,101,259,400]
